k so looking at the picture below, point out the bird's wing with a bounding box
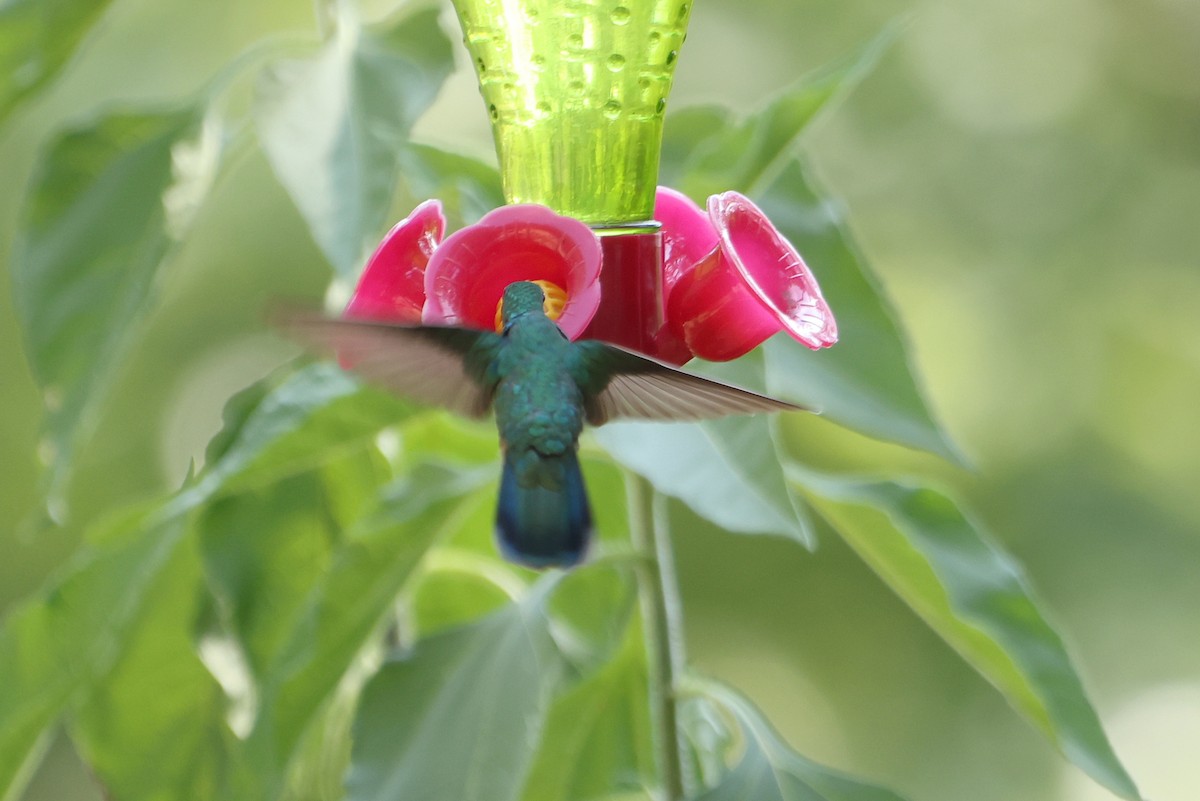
[274,312,503,418]
[570,341,807,426]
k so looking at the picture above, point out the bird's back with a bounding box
[493,314,586,456]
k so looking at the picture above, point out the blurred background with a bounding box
[1,0,1197,799]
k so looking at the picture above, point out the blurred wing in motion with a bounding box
[274,311,503,418]
[570,341,808,425]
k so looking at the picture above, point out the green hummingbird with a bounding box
[280,281,802,568]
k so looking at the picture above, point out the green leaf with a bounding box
[659,106,729,191]
[758,162,959,461]
[799,475,1142,801]
[11,106,222,513]
[0,0,116,123]
[236,460,495,798]
[594,353,813,546]
[596,417,811,545]
[397,144,503,229]
[662,34,889,200]
[411,566,518,637]
[69,526,234,801]
[0,359,425,799]
[544,562,638,678]
[346,576,568,801]
[393,411,499,469]
[661,33,956,461]
[187,366,488,796]
[279,676,358,801]
[255,6,454,276]
[192,363,409,500]
[0,357,339,795]
[687,681,911,801]
[0,503,192,800]
[521,621,654,801]
[198,447,387,680]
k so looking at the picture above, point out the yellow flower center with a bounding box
[494,280,568,331]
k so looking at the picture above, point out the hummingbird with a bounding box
[279,281,803,569]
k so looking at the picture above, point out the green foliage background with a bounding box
[0,1,1197,800]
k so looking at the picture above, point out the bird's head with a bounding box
[499,281,548,327]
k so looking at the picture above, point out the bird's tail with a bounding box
[496,447,592,569]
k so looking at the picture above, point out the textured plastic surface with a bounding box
[424,204,602,338]
[667,192,838,361]
[452,0,692,224]
[345,200,446,323]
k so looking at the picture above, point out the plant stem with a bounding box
[626,472,687,801]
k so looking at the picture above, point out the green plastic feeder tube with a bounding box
[451,0,693,226]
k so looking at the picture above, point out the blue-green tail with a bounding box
[495,448,591,568]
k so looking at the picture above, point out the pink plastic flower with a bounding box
[343,190,832,366]
[657,188,837,362]
[345,200,445,324]
[345,202,602,339]
[424,205,601,337]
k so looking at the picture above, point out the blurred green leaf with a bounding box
[662,34,889,199]
[686,681,911,801]
[411,566,518,637]
[659,105,728,190]
[596,417,810,545]
[193,363,408,499]
[243,461,494,783]
[11,106,221,514]
[661,34,956,461]
[0,363,485,800]
[546,562,638,677]
[0,503,191,800]
[0,0,116,124]
[398,144,503,230]
[255,6,453,276]
[394,411,498,469]
[595,353,812,546]
[390,416,506,566]
[280,675,358,801]
[759,162,959,461]
[191,368,494,797]
[198,448,387,680]
[579,451,638,548]
[799,475,1142,801]
[679,686,736,793]
[521,621,654,801]
[0,365,376,797]
[69,528,233,801]
[346,576,567,801]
